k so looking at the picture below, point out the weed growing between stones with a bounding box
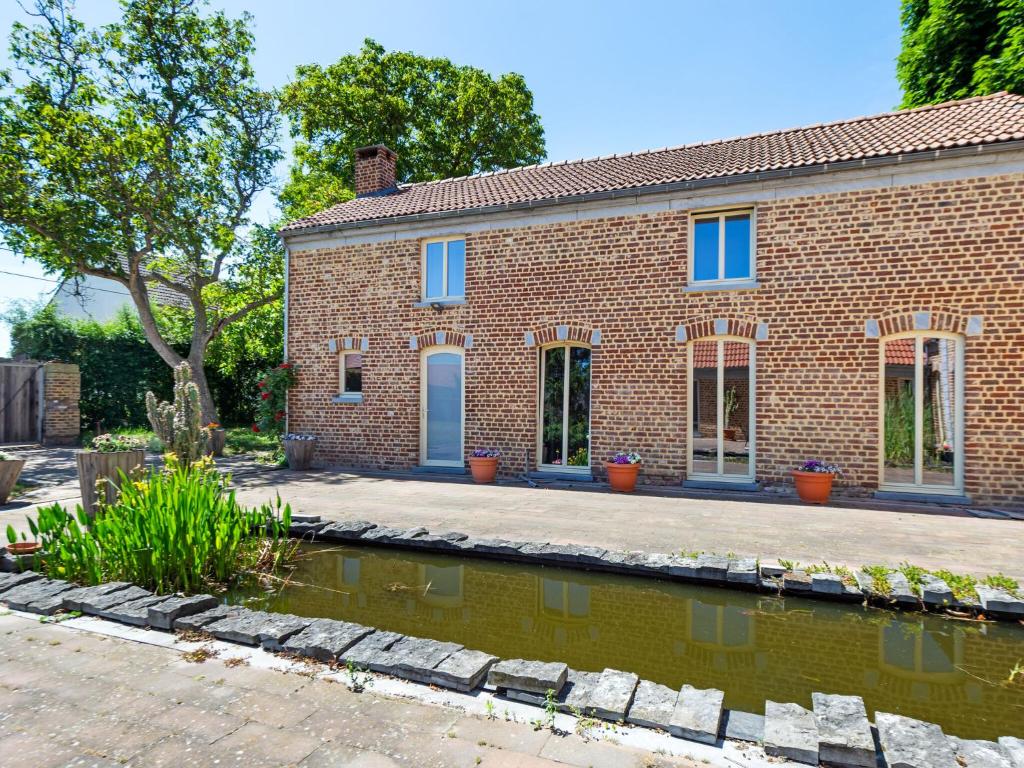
[531,689,559,732]
[898,562,928,595]
[862,565,894,595]
[38,611,81,624]
[344,660,373,693]
[982,574,1020,597]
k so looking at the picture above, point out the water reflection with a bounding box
[232,544,1024,740]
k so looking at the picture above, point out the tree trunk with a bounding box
[188,355,219,426]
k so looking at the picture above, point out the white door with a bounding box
[420,347,464,467]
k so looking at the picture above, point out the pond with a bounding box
[229,542,1024,741]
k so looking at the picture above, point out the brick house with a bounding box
[280,93,1024,507]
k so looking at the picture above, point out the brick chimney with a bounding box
[354,144,397,197]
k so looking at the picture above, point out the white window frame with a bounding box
[685,336,756,483]
[421,236,466,302]
[419,345,466,468]
[688,208,756,286]
[339,351,362,396]
[877,331,964,495]
[536,342,593,475]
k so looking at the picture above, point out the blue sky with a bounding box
[0,0,903,353]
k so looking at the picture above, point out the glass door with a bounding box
[420,347,464,467]
[687,338,755,482]
[538,345,591,473]
[880,334,963,494]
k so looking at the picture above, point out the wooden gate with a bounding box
[0,362,41,444]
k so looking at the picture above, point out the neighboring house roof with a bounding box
[51,257,190,323]
[282,92,1024,235]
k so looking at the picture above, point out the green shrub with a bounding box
[27,456,293,594]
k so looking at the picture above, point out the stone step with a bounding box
[811,692,875,768]
[949,737,1014,768]
[875,712,956,768]
[174,604,241,632]
[669,684,723,745]
[1,577,74,611]
[975,586,1024,617]
[78,585,154,616]
[625,679,677,731]
[763,701,818,765]
[97,594,170,625]
[487,658,568,696]
[146,594,220,630]
[203,608,311,651]
[339,630,403,667]
[282,618,373,662]
[367,636,463,682]
[429,648,498,692]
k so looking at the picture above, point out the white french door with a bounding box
[420,346,464,467]
[537,344,591,473]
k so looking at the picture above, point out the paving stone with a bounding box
[975,586,1024,616]
[667,556,699,579]
[722,709,764,743]
[338,630,403,667]
[949,737,1014,768]
[810,573,844,595]
[360,526,406,544]
[318,520,377,542]
[26,582,127,615]
[58,582,134,612]
[669,684,723,744]
[79,584,154,615]
[389,526,430,544]
[695,554,730,582]
[531,542,608,565]
[0,577,74,611]
[763,701,818,765]
[173,604,240,632]
[282,618,373,662]
[726,558,759,584]
[783,571,812,591]
[887,572,921,606]
[429,648,498,692]
[367,635,462,682]
[875,712,956,768]
[409,531,469,549]
[488,658,568,695]
[97,594,171,624]
[920,574,954,607]
[204,608,310,650]
[146,594,220,630]
[0,570,43,593]
[637,552,676,575]
[586,668,638,721]
[462,538,525,557]
[811,692,875,768]
[600,550,651,571]
[998,737,1024,768]
[625,679,677,730]
[561,669,602,713]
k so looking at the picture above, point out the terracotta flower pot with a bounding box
[605,461,641,492]
[792,470,835,504]
[6,541,41,555]
[468,456,499,484]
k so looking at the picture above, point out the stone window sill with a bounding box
[413,298,467,309]
[331,393,363,404]
[683,280,760,293]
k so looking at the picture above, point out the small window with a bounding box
[690,210,754,284]
[340,352,362,394]
[422,237,466,300]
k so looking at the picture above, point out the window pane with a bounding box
[724,214,751,279]
[566,347,591,467]
[722,342,751,475]
[883,339,916,484]
[693,219,719,281]
[425,242,444,298]
[344,353,362,393]
[922,337,956,487]
[426,352,462,462]
[446,239,465,297]
[541,347,565,465]
[691,340,718,474]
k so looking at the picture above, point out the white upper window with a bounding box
[422,237,466,301]
[690,209,755,284]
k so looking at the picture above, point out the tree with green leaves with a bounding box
[0,0,281,423]
[897,0,1024,107]
[280,38,546,219]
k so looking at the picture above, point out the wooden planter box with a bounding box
[283,438,316,471]
[76,450,146,516]
[207,428,227,457]
[0,459,25,504]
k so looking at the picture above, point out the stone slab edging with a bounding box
[5,568,1022,768]
[287,516,1024,622]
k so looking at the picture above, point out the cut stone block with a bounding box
[726,558,759,585]
[368,635,462,682]
[360,526,405,544]
[319,520,376,542]
[560,669,602,713]
[975,586,1024,616]
[174,604,240,632]
[282,618,372,662]
[288,520,327,539]
[812,692,875,768]
[920,574,954,607]
[587,668,638,722]
[429,648,498,692]
[409,531,469,549]
[764,701,818,765]
[339,630,403,668]
[626,680,677,730]
[783,572,812,591]
[389,527,430,544]
[488,659,568,695]
[0,570,43,593]
[462,538,524,557]
[759,563,786,579]
[695,554,730,582]
[876,712,956,768]
[98,594,170,625]
[25,582,125,616]
[810,573,844,595]
[887,572,920,606]
[59,582,133,613]
[722,710,764,743]
[669,684,723,744]
[1,578,74,611]
[147,594,220,630]
[204,609,310,650]
[600,550,651,571]
[949,737,1014,768]
[668,557,699,579]
[531,542,608,565]
[998,737,1024,768]
[79,585,154,616]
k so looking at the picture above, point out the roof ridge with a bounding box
[399,91,1019,189]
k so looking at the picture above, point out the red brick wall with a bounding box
[286,171,1024,506]
[42,362,80,446]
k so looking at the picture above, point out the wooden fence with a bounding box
[0,362,42,444]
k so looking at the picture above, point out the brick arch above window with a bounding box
[674,316,767,343]
[866,309,983,339]
[409,329,473,350]
[524,325,601,348]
